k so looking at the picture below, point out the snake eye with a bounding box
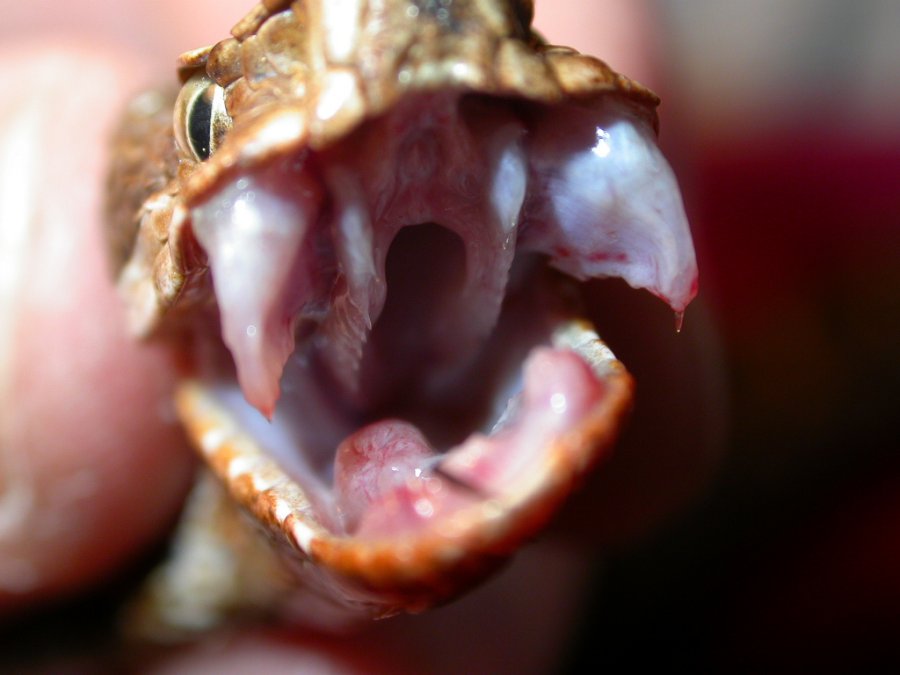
[174,72,232,161]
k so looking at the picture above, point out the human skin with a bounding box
[0,2,709,671]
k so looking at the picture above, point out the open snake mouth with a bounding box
[177,91,696,609]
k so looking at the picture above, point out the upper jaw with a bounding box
[189,92,696,415]
[176,90,697,612]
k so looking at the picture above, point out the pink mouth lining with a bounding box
[185,91,696,547]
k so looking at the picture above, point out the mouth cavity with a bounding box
[187,92,697,544]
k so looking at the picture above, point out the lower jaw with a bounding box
[174,261,634,615]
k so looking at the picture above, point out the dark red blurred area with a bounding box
[567,111,900,670]
[697,123,900,668]
[699,130,900,322]
[695,124,900,462]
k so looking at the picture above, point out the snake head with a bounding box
[107,0,697,629]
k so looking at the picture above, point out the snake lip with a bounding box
[174,319,634,615]
[167,90,696,615]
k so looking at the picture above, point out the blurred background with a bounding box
[1,0,898,671]
[538,1,900,671]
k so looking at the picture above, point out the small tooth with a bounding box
[192,163,322,416]
[490,130,529,236]
[428,115,528,374]
[316,171,387,395]
[524,98,698,312]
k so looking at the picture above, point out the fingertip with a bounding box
[0,41,194,611]
[533,0,660,87]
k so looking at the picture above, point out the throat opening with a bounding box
[359,223,489,449]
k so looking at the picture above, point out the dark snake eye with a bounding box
[174,72,232,161]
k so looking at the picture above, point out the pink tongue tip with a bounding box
[333,420,436,532]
